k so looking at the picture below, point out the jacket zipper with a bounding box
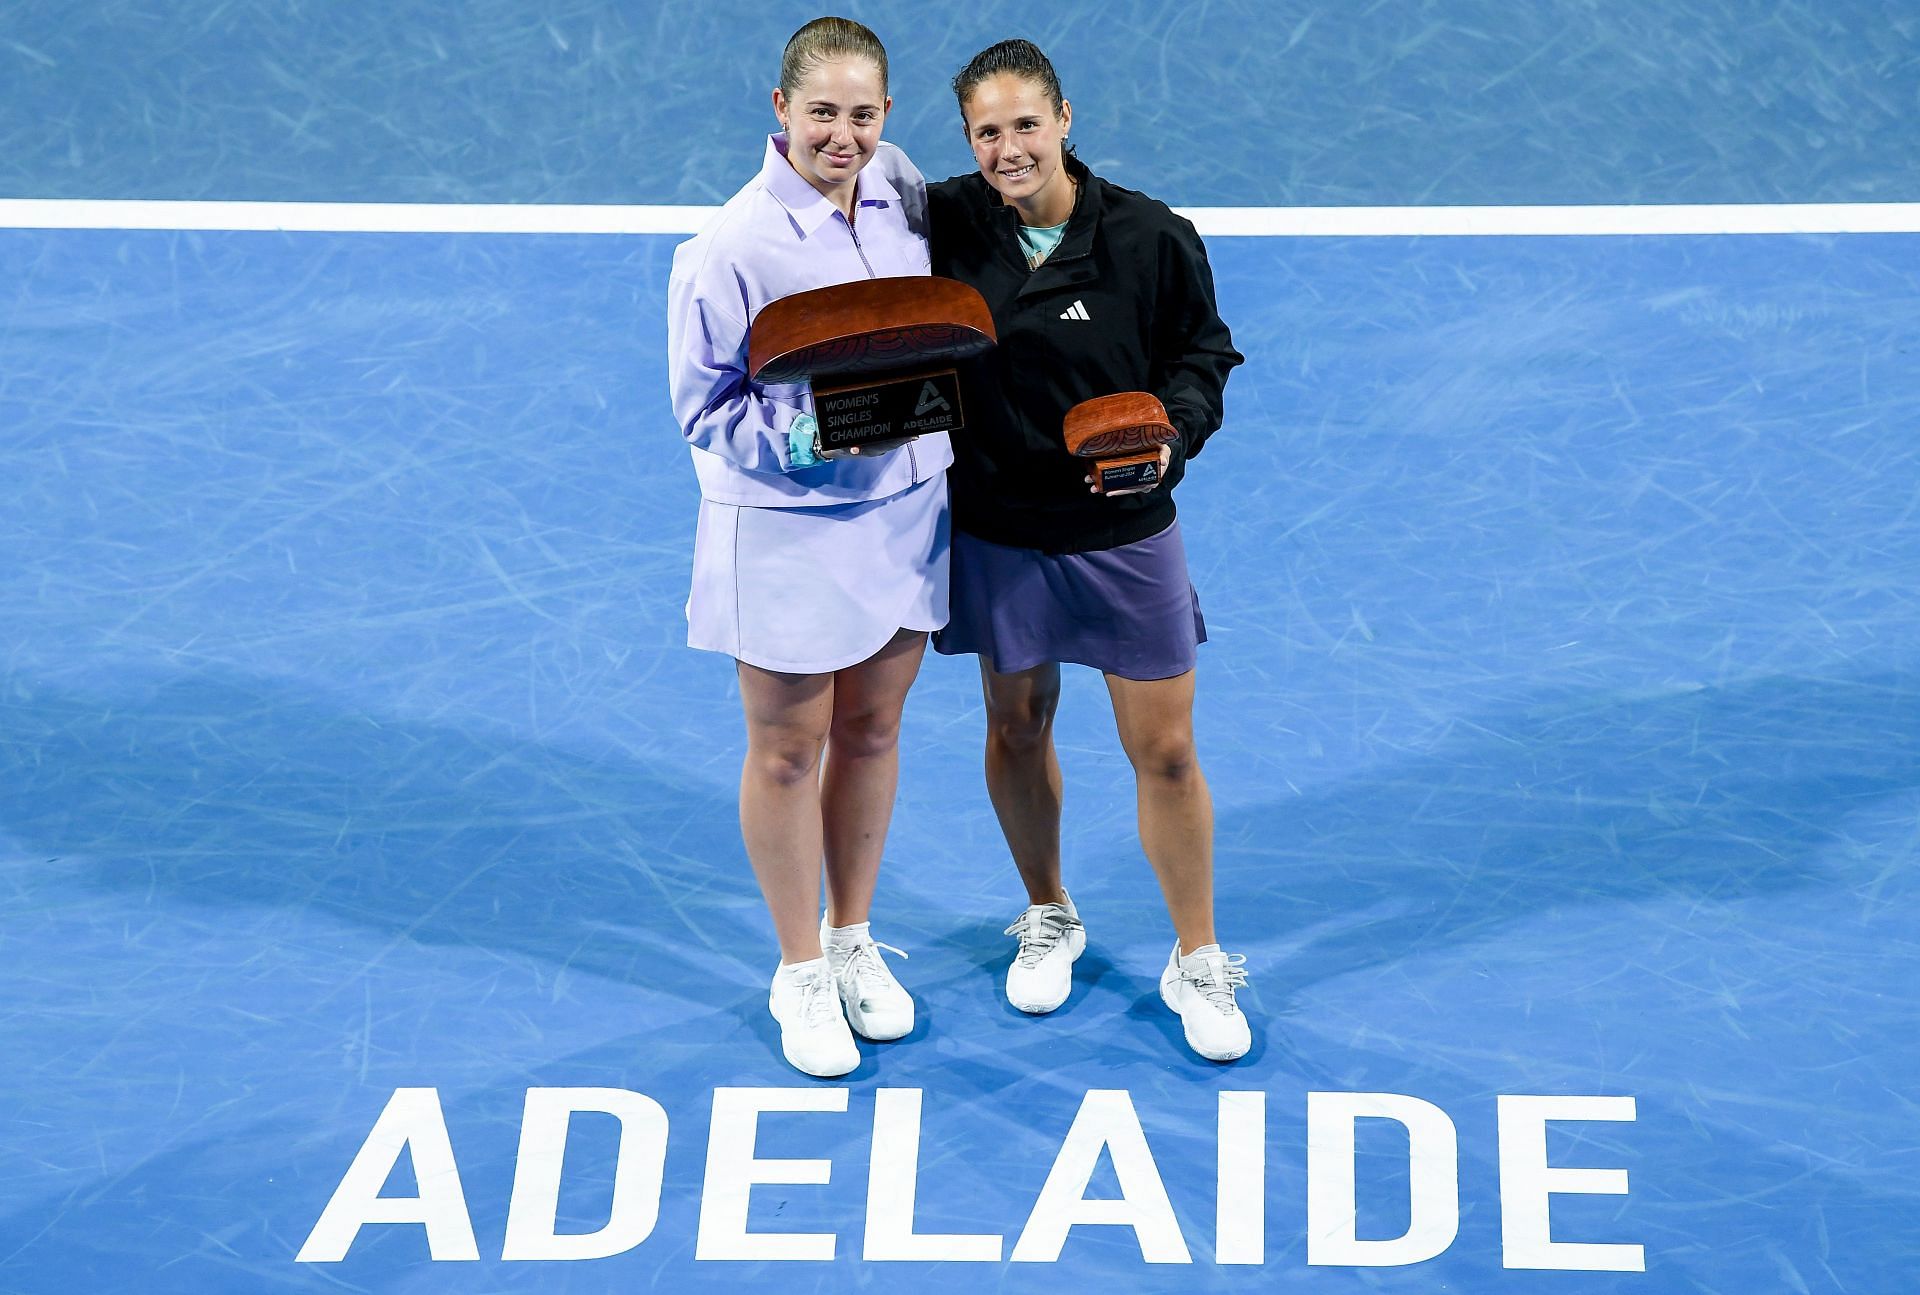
[1017,239,1092,300]
[993,197,1092,285]
[844,214,877,278]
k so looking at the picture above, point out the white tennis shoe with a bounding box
[1158,941,1252,1061]
[823,920,914,1041]
[769,957,859,1077]
[1004,894,1086,1014]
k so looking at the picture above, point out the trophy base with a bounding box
[813,367,965,459]
[1090,451,1164,496]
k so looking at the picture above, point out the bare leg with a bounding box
[980,660,1067,906]
[820,628,929,926]
[1105,668,1216,953]
[736,662,833,964]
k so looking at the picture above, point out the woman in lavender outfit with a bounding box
[666,17,944,1079]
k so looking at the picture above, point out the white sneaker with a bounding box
[768,958,859,1077]
[1003,894,1086,1014]
[822,919,914,1041]
[1158,942,1252,1061]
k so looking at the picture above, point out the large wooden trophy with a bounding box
[748,277,997,459]
[1063,392,1181,495]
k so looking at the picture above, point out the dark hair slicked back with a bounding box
[951,38,1064,125]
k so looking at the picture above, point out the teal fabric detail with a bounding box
[787,413,821,468]
[1017,220,1069,266]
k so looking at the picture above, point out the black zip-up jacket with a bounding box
[928,154,1243,553]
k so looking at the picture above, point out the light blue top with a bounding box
[667,135,951,507]
[1017,219,1069,267]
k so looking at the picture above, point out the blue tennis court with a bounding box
[4,4,1918,1291]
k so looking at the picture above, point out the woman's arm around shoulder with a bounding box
[873,141,931,250]
[924,173,988,273]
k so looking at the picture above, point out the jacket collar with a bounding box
[1048,153,1099,261]
[964,153,1102,296]
[762,133,901,237]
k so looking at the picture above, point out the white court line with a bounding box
[0,200,714,235]
[3,198,1920,237]
[1191,203,1920,237]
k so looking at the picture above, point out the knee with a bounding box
[749,734,824,787]
[987,695,1056,756]
[829,705,902,761]
[1128,731,1199,784]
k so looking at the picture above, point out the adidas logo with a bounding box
[1058,300,1091,321]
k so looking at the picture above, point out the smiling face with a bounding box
[772,57,891,206]
[961,71,1074,226]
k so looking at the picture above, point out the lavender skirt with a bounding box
[933,521,1206,681]
[687,474,949,674]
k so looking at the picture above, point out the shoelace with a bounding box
[1179,953,1249,1014]
[792,968,842,1026]
[1004,907,1080,968]
[835,939,907,997]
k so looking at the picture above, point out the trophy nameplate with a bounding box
[749,277,996,459]
[1063,392,1181,496]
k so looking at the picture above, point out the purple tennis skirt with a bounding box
[932,520,1206,681]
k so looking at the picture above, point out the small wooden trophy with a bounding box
[1063,392,1180,495]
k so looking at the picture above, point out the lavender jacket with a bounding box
[668,135,951,507]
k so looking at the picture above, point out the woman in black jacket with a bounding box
[928,39,1251,1061]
